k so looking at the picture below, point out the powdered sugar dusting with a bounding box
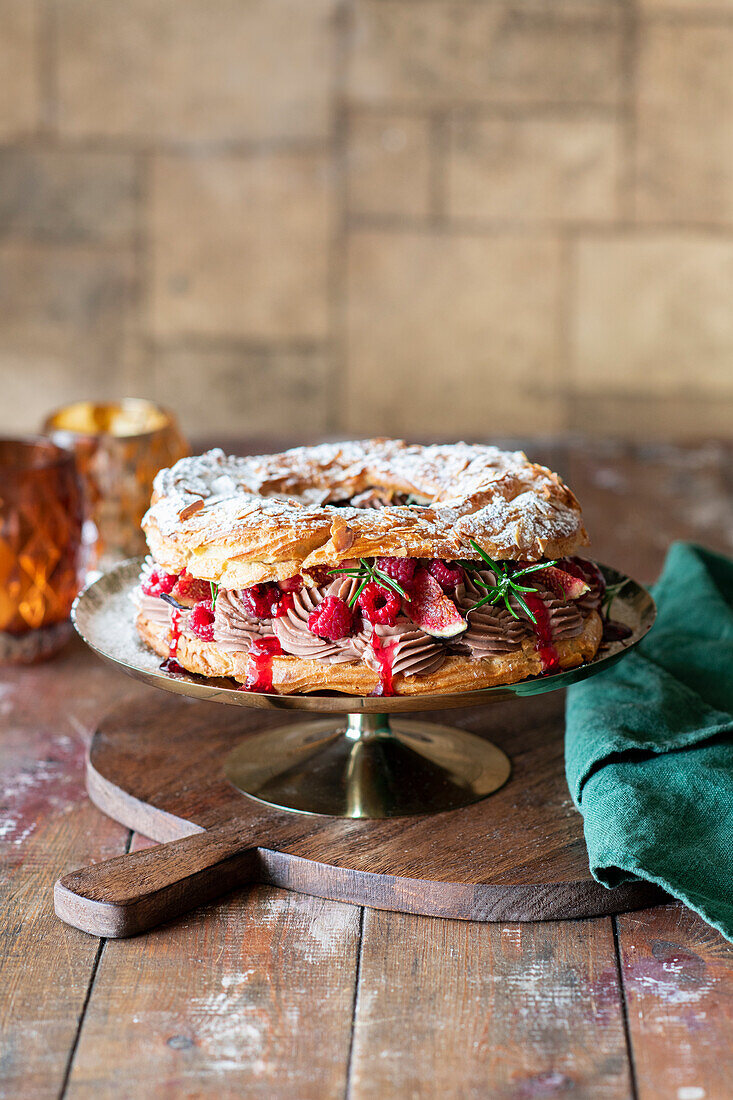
[143,440,588,576]
[75,570,171,675]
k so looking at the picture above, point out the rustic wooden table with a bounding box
[3,439,733,1100]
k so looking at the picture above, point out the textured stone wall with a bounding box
[1,0,732,440]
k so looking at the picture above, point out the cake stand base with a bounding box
[224,713,511,818]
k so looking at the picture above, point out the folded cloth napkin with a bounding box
[565,541,733,940]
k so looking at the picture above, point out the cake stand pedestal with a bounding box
[223,711,511,818]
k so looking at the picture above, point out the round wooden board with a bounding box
[86,687,666,922]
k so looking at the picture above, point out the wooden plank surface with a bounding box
[0,805,128,1100]
[0,642,134,1099]
[617,904,733,1100]
[2,440,733,1099]
[349,909,633,1099]
[63,886,360,1100]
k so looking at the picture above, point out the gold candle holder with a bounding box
[43,399,189,572]
[0,437,84,663]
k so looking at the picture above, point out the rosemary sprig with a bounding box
[209,580,219,608]
[601,579,629,618]
[464,539,558,625]
[328,558,409,607]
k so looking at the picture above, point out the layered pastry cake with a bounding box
[134,440,607,696]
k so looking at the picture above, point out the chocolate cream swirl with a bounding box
[136,591,174,628]
[538,588,584,639]
[453,570,530,658]
[273,575,446,676]
[213,589,274,653]
[453,568,585,659]
[352,619,447,678]
[572,560,604,614]
[272,577,366,664]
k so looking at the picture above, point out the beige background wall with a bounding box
[1,0,732,442]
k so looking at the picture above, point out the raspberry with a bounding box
[189,599,215,642]
[142,568,178,597]
[307,596,356,641]
[174,570,211,603]
[376,556,416,590]
[240,582,281,619]
[358,581,401,626]
[427,559,464,590]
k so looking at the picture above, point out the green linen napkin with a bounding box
[565,541,733,940]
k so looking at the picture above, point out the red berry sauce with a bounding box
[275,591,295,618]
[523,593,560,674]
[242,636,283,693]
[369,628,397,696]
[169,609,182,657]
[240,583,281,619]
[159,657,186,675]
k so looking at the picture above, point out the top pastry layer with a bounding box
[142,439,589,588]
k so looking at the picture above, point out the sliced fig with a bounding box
[534,565,589,601]
[573,557,606,598]
[406,568,467,638]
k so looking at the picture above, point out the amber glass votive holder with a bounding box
[0,438,84,664]
[43,399,188,572]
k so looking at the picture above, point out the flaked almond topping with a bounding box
[178,499,205,521]
[331,517,355,552]
[146,442,587,558]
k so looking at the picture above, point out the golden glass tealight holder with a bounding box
[0,437,84,663]
[43,399,189,572]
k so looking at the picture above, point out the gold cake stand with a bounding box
[72,559,656,819]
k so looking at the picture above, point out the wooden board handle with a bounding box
[54,822,262,938]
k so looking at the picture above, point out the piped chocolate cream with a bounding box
[272,577,366,664]
[135,591,189,631]
[453,568,585,660]
[272,575,446,676]
[534,582,584,640]
[213,588,273,653]
[354,620,447,678]
[572,560,605,614]
[453,570,530,658]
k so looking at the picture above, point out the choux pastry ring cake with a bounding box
[135,439,607,696]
